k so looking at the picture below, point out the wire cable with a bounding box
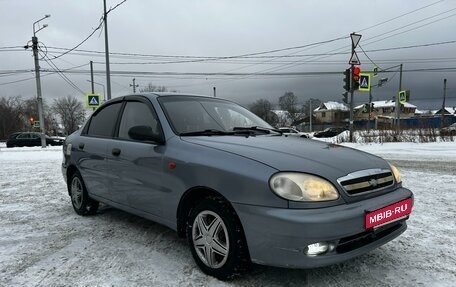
[50,0,127,60]
[42,53,85,94]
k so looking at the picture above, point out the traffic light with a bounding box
[353,66,361,90]
[342,92,348,104]
[343,69,350,91]
[29,117,34,126]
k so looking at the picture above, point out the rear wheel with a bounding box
[69,171,99,215]
[186,197,250,280]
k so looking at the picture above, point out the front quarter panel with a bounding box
[159,136,287,224]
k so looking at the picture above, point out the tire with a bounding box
[68,171,99,216]
[186,197,250,280]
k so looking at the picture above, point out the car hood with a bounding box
[181,135,390,180]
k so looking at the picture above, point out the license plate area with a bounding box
[365,198,412,229]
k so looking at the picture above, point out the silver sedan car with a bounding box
[62,93,413,280]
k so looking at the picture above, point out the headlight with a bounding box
[269,172,339,202]
[389,164,402,184]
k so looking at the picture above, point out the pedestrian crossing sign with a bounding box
[85,93,101,108]
[358,73,371,92]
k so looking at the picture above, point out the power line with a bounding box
[49,0,127,60]
[42,52,85,94]
[2,65,456,87]
[358,0,444,32]
[50,21,103,60]
[0,64,88,86]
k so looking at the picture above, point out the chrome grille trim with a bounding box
[337,168,394,196]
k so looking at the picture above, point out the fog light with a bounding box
[304,242,329,256]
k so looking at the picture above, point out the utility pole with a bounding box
[368,89,372,132]
[90,60,95,94]
[395,64,403,132]
[32,15,50,148]
[103,0,112,100]
[309,99,313,132]
[441,78,447,127]
[130,78,138,93]
[213,86,216,97]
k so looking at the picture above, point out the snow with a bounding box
[1,142,455,286]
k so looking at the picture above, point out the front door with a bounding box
[106,100,166,216]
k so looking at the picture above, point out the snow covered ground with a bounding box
[0,141,455,286]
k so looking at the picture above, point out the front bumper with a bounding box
[233,187,413,268]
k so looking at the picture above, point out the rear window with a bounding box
[87,102,122,137]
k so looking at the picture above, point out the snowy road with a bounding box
[0,142,455,286]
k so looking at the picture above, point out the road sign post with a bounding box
[349,33,362,142]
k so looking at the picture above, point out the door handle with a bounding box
[78,143,85,150]
[112,148,121,156]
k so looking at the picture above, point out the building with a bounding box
[314,101,349,125]
[434,107,456,116]
[354,100,417,120]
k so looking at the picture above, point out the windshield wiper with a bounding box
[179,129,235,136]
[232,126,283,135]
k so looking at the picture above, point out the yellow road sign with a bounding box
[85,93,101,108]
[399,90,407,104]
[358,73,371,92]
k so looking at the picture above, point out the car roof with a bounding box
[128,92,213,100]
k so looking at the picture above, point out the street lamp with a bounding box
[33,14,50,36]
[32,14,50,148]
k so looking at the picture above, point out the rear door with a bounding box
[105,98,166,216]
[77,101,123,200]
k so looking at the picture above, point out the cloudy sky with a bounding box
[1,0,456,109]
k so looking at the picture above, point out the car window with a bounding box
[159,97,272,134]
[87,102,122,138]
[160,100,224,133]
[30,133,40,139]
[16,133,30,139]
[118,101,161,140]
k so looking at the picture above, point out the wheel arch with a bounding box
[176,186,241,238]
[66,164,79,196]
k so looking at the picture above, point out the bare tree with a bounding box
[140,83,177,93]
[0,96,25,139]
[249,98,278,126]
[22,98,58,135]
[279,91,301,125]
[52,95,86,135]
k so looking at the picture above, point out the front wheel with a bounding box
[69,171,99,215]
[186,198,250,280]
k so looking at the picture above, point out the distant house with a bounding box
[314,101,349,125]
[354,100,417,120]
[434,107,456,116]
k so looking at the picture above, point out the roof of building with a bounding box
[434,107,456,115]
[354,100,417,110]
[314,101,349,112]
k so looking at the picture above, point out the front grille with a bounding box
[338,169,394,196]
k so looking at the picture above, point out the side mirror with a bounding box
[128,125,164,144]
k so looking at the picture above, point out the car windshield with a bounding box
[159,96,274,135]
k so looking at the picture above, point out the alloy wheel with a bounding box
[192,210,229,269]
[71,176,83,209]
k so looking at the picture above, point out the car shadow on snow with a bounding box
[75,204,401,286]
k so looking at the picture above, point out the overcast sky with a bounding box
[1,0,456,109]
